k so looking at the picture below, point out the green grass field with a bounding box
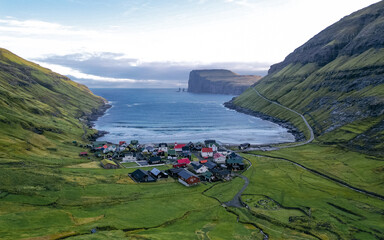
[1,141,383,239]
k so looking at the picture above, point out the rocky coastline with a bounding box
[82,101,112,141]
[224,98,306,142]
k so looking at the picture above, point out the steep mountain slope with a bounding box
[188,69,262,95]
[0,48,106,161]
[231,1,384,156]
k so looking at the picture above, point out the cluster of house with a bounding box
[83,139,245,186]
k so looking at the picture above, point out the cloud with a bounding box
[36,52,270,88]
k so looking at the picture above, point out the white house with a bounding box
[213,153,226,164]
[158,143,168,152]
[122,153,137,162]
[207,143,218,152]
[201,148,213,158]
[191,162,209,174]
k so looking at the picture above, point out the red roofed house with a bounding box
[201,148,213,158]
[174,143,186,152]
[213,152,226,164]
[173,158,191,168]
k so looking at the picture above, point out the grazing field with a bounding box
[1,140,383,239]
[236,154,384,239]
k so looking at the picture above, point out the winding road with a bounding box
[227,86,384,207]
[226,87,316,208]
[251,87,314,147]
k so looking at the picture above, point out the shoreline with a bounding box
[223,98,305,142]
[87,95,303,145]
[83,101,112,141]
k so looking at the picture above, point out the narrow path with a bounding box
[251,87,314,148]
[224,175,249,207]
[224,158,252,208]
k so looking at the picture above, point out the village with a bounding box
[79,140,246,187]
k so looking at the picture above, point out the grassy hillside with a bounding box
[0,48,106,163]
[233,1,384,156]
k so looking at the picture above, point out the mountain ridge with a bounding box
[231,1,384,156]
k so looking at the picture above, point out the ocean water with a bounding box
[91,88,295,144]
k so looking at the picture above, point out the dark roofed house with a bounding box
[204,139,216,146]
[211,168,231,181]
[167,168,184,178]
[130,169,156,182]
[191,161,208,174]
[204,161,217,170]
[168,149,176,157]
[131,140,139,145]
[100,159,118,169]
[177,169,200,186]
[226,156,244,171]
[149,168,168,179]
[200,171,214,182]
[148,156,162,165]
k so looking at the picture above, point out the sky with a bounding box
[0,0,381,88]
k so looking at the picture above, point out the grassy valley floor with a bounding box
[0,141,383,239]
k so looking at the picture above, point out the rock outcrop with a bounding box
[188,69,262,95]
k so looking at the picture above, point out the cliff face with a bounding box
[188,69,262,95]
[232,1,384,156]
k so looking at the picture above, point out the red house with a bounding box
[79,152,88,157]
[201,148,213,158]
[177,169,200,186]
[174,143,186,152]
[173,158,191,168]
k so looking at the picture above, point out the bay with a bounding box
[91,88,295,144]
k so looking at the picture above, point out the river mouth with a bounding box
[91,88,296,145]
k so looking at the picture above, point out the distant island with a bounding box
[187,69,262,95]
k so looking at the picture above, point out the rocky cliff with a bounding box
[188,69,262,95]
[231,1,384,156]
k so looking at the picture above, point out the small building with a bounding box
[226,156,245,171]
[167,168,184,178]
[149,168,168,179]
[130,169,156,182]
[211,168,231,181]
[158,143,168,152]
[174,143,186,152]
[119,141,127,146]
[200,171,214,182]
[168,149,176,157]
[100,159,118,169]
[122,153,137,162]
[173,158,190,168]
[217,147,229,156]
[79,152,88,157]
[177,169,200,186]
[204,140,216,146]
[239,143,251,150]
[191,161,209,174]
[148,156,162,165]
[204,161,217,171]
[213,152,226,164]
[201,148,213,158]
[136,153,147,161]
[131,140,139,145]
[206,143,218,152]
[182,145,191,156]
